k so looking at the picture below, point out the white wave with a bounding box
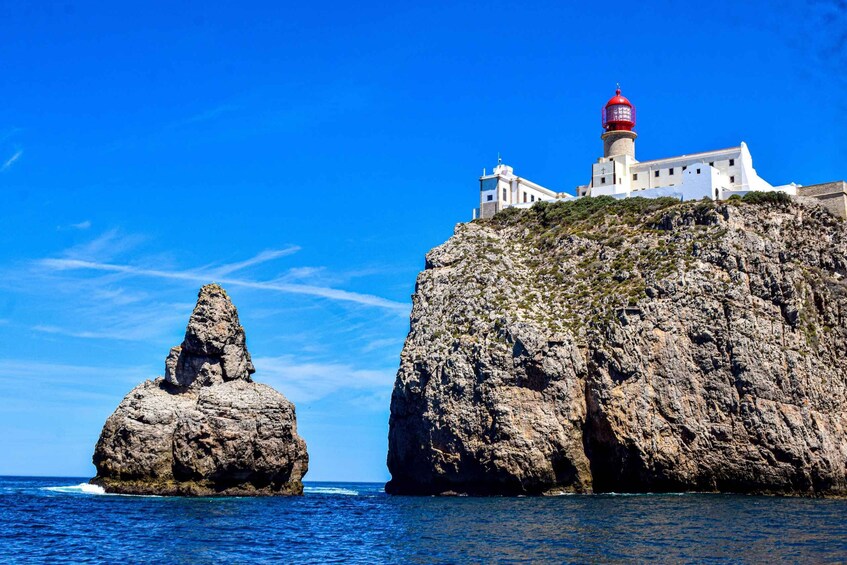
[42,483,106,495]
[304,486,359,496]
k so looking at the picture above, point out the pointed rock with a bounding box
[91,284,308,496]
[164,284,255,387]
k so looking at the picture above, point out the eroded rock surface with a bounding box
[387,196,847,496]
[92,284,308,496]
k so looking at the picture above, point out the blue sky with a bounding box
[0,1,844,482]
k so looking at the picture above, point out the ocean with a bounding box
[1,476,845,563]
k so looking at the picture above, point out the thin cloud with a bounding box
[1,149,22,171]
[362,337,404,353]
[32,324,154,341]
[170,104,239,128]
[38,257,409,313]
[30,303,191,342]
[61,228,145,261]
[0,359,154,398]
[212,247,301,276]
[56,220,92,231]
[33,324,128,340]
[253,355,395,404]
[0,127,22,143]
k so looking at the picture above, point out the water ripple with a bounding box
[1,477,845,563]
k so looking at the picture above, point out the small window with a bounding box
[669,168,674,175]
[729,159,735,166]
[682,166,687,171]
[600,176,606,184]
[654,170,660,178]
[523,192,527,203]
[502,188,506,200]
[487,195,493,201]
[531,195,535,202]
[633,173,638,180]
[730,176,735,183]
[696,168,701,174]
[709,161,714,167]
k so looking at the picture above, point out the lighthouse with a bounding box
[601,87,637,158]
[473,85,833,220]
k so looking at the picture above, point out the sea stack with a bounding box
[387,196,847,496]
[91,284,308,496]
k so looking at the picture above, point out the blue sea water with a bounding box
[1,476,846,563]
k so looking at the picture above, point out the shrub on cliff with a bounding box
[490,196,681,229]
[740,191,792,205]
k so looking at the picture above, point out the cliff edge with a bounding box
[387,194,847,496]
[91,284,308,496]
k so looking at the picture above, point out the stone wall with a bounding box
[798,181,847,219]
[480,201,500,220]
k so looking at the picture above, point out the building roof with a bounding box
[631,144,744,167]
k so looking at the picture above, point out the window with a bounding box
[682,166,687,171]
[633,173,638,180]
[696,168,701,174]
[654,170,660,178]
[600,176,606,184]
[730,176,735,183]
[709,161,714,167]
[729,159,735,166]
[669,168,674,175]
[502,188,507,201]
[523,192,527,203]
[531,195,535,202]
[487,195,493,201]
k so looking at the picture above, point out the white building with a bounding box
[475,88,808,220]
[476,158,575,220]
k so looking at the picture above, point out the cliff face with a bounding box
[387,195,847,496]
[92,284,308,496]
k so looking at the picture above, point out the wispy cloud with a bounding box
[211,247,301,277]
[30,301,191,342]
[0,127,22,143]
[362,337,404,353]
[57,220,93,231]
[0,359,154,401]
[61,228,145,261]
[170,104,240,128]
[1,149,22,171]
[253,355,395,404]
[38,256,409,312]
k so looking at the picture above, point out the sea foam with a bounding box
[42,483,106,495]
[304,486,359,496]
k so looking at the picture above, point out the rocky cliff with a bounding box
[387,194,847,496]
[92,284,308,496]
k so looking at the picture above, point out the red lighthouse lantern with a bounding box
[601,87,636,132]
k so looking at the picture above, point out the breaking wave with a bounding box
[42,483,106,495]
[304,486,359,496]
